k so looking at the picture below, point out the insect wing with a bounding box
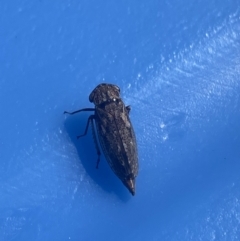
[95,101,138,179]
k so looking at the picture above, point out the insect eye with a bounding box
[113,85,120,92]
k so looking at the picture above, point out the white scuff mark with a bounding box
[80,174,84,182]
[149,64,154,69]
[73,186,78,194]
[160,122,166,129]
[137,73,141,79]
[72,185,79,200]
[162,134,168,142]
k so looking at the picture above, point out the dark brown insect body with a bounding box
[64,83,139,195]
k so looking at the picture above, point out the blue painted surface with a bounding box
[0,1,240,240]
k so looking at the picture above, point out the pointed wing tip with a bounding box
[124,178,136,196]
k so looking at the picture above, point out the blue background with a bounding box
[1,1,240,240]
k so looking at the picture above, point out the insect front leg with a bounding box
[64,108,95,115]
[77,115,101,169]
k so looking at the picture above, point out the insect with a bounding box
[64,83,139,195]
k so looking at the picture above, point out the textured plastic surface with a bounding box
[1,1,240,240]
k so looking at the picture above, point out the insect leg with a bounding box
[90,119,101,169]
[77,115,95,138]
[77,115,101,169]
[64,108,95,115]
[126,105,131,114]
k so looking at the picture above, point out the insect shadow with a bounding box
[64,111,131,202]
